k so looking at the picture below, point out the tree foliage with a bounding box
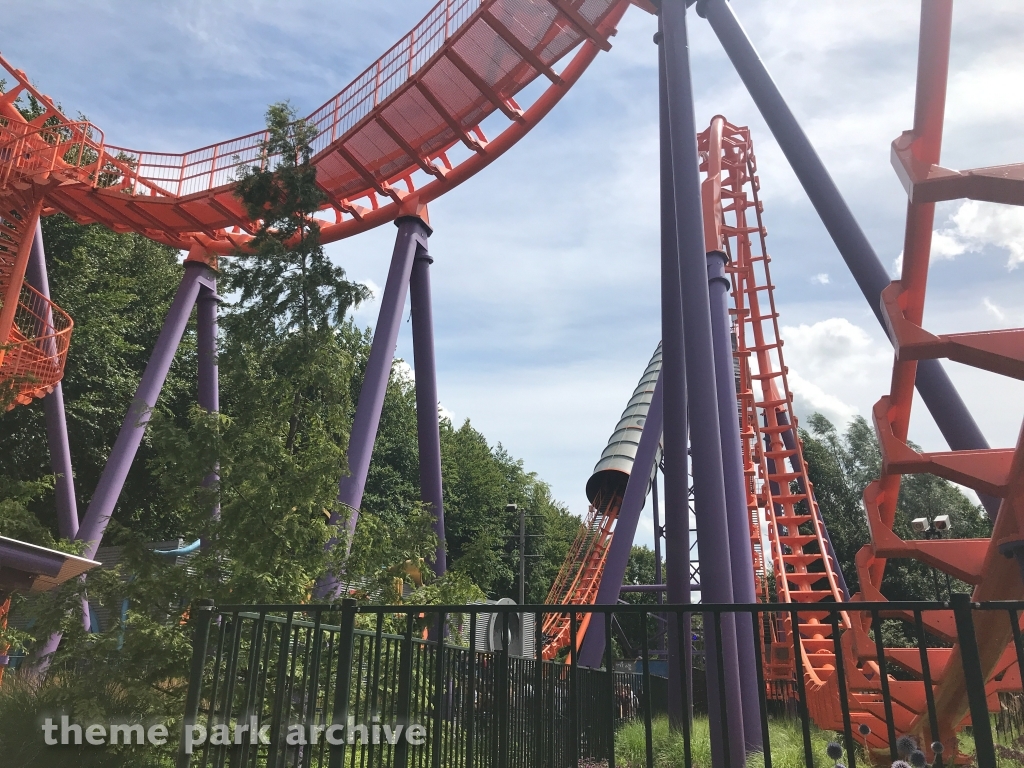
[0,102,579,758]
[800,413,992,601]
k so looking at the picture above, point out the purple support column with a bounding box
[657,31,692,730]
[577,375,664,668]
[662,2,746,765]
[197,279,221,524]
[707,250,762,751]
[26,223,78,540]
[409,244,446,576]
[697,0,999,517]
[316,216,429,599]
[652,469,663,609]
[75,262,212,560]
[35,260,211,665]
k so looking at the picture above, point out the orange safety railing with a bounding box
[0,118,105,191]
[1,281,73,409]
[0,0,632,252]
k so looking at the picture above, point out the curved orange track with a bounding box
[1,0,635,257]
[1,0,638,405]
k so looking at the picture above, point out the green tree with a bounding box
[800,413,992,601]
[0,215,196,542]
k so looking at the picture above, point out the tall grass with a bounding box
[0,670,175,767]
[616,715,853,768]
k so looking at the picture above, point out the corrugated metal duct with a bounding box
[585,343,663,503]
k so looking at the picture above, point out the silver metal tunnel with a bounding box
[585,342,663,503]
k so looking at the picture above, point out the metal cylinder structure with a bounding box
[410,243,447,577]
[196,276,220,524]
[25,224,79,540]
[707,248,762,751]
[586,343,662,504]
[662,2,745,762]
[657,34,693,729]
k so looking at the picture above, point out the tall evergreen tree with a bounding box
[800,413,992,601]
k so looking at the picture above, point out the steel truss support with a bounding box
[26,223,79,540]
[697,0,1000,517]
[662,3,746,764]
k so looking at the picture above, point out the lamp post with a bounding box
[910,514,953,600]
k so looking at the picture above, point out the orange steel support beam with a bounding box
[842,1,1024,760]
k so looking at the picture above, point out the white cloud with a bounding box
[983,297,1006,321]
[912,201,1024,270]
[780,318,892,429]
[930,229,969,260]
[892,251,904,277]
[811,273,830,285]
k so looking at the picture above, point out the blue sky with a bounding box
[5,1,1024,543]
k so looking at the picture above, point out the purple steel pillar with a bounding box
[409,243,446,576]
[26,223,78,540]
[197,278,221,523]
[652,470,663,608]
[662,2,746,765]
[316,215,429,599]
[35,260,211,665]
[697,0,999,517]
[75,262,211,560]
[707,250,762,751]
[657,28,693,731]
[577,375,664,668]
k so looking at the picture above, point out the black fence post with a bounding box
[536,611,545,768]
[177,599,216,768]
[605,610,616,768]
[394,612,416,768]
[266,611,296,768]
[951,594,997,767]
[432,611,447,768]
[328,599,358,768]
[467,611,477,768]
[497,611,511,768]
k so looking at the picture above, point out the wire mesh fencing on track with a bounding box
[176,599,1024,768]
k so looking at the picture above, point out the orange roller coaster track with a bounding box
[0,0,639,405]
[0,0,634,255]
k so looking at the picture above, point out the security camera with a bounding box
[911,517,930,533]
[932,515,951,532]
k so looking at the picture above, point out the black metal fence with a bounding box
[177,598,1024,768]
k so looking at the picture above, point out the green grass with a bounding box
[615,715,853,768]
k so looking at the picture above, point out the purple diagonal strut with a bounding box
[35,260,212,666]
[26,223,79,540]
[577,374,664,669]
[698,0,999,517]
[316,216,429,599]
[75,262,213,561]
[662,2,746,765]
[409,245,446,576]
[707,249,762,751]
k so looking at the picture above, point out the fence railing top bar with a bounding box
[207,599,1018,616]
